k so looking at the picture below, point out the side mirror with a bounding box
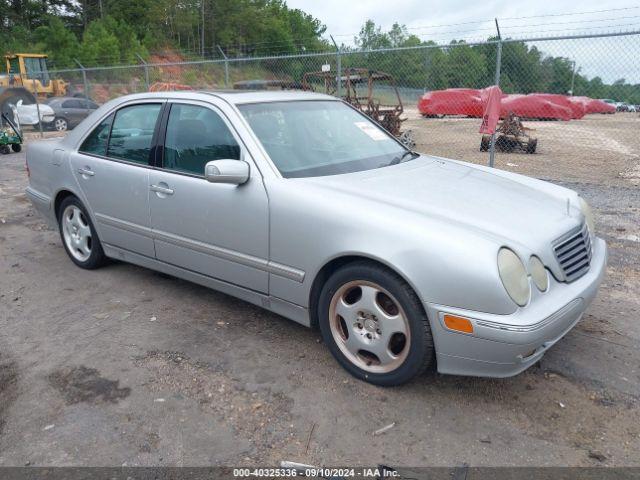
[204,159,249,185]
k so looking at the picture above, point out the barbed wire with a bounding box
[499,5,640,20]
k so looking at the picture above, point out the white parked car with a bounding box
[15,100,55,127]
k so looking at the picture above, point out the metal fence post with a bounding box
[217,45,229,88]
[330,35,341,97]
[489,19,502,168]
[32,78,43,138]
[74,59,89,99]
[136,53,150,91]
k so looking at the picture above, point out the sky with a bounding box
[286,0,640,42]
[286,0,640,83]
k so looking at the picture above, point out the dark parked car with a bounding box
[46,97,99,131]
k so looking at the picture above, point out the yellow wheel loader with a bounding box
[0,53,68,120]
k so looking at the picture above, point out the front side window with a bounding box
[163,103,240,175]
[23,57,50,84]
[238,100,407,178]
[79,113,114,156]
[107,103,161,164]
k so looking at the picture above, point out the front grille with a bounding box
[553,223,592,282]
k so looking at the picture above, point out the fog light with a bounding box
[443,314,474,334]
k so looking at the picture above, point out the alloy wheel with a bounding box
[54,118,68,131]
[61,205,92,262]
[328,280,411,373]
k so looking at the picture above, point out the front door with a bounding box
[70,102,163,258]
[60,99,85,126]
[148,101,269,292]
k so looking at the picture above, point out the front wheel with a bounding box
[58,196,107,269]
[318,261,435,386]
[53,117,68,132]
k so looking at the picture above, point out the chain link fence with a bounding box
[39,30,640,175]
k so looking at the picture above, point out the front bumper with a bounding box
[424,237,607,378]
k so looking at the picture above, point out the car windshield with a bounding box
[238,100,409,178]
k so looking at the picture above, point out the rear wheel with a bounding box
[318,261,435,386]
[0,145,10,155]
[526,138,537,154]
[11,143,21,153]
[58,196,106,269]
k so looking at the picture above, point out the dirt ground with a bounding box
[1,113,639,467]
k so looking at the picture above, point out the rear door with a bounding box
[69,101,164,257]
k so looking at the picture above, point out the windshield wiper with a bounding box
[388,150,419,166]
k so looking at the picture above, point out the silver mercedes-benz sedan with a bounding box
[25,91,607,386]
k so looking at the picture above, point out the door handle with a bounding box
[150,184,174,195]
[77,167,95,177]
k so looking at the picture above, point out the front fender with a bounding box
[266,178,516,316]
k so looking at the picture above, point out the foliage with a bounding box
[346,20,639,104]
[0,3,637,103]
[78,17,147,67]
[0,0,327,63]
[34,18,79,68]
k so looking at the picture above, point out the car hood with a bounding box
[300,155,581,249]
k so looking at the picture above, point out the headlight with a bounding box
[498,248,530,307]
[578,196,595,234]
[528,256,548,291]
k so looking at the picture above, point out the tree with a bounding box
[34,17,80,69]
[78,18,120,66]
[76,16,147,66]
[443,41,487,88]
[355,20,391,50]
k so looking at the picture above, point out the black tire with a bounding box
[526,138,537,154]
[496,136,517,152]
[11,143,21,153]
[318,261,435,386]
[0,145,10,155]
[57,196,107,269]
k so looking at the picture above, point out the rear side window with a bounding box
[107,104,161,164]
[79,113,114,156]
[163,104,240,175]
[62,99,82,109]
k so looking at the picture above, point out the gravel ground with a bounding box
[405,110,640,187]
[0,115,639,467]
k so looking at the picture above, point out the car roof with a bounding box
[59,90,339,148]
[202,90,337,104]
[105,90,337,106]
[47,97,90,103]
